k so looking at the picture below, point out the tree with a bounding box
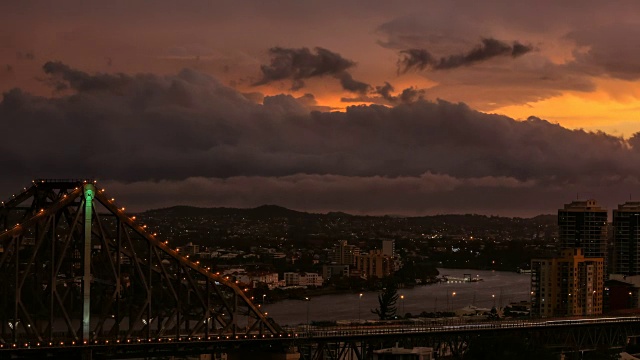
[488,306,500,319]
[371,283,398,320]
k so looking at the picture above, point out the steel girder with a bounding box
[529,322,632,353]
[0,179,279,345]
[294,322,640,360]
[297,335,469,360]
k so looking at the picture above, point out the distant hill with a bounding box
[143,204,307,218]
[143,204,556,223]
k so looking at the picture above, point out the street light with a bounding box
[262,294,266,305]
[358,293,363,323]
[400,295,405,317]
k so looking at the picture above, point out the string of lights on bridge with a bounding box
[1,179,251,292]
[0,332,297,350]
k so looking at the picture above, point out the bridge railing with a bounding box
[283,315,640,339]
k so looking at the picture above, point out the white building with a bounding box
[238,272,280,289]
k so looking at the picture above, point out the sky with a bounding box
[2,1,640,216]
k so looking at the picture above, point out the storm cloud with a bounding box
[398,38,533,73]
[1,63,640,215]
[255,47,370,92]
[341,81,425,105]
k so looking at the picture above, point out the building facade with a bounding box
[355,250,394,279]
[322,264,350,280]
[237,272,280,289]
[558,199,608,273]
[531,248,603,317]
[381,239,395,257]
[283,272,323,287]
[606,275,640,311]
[331,240,360,266]
[613,202,640,276]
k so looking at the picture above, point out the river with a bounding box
[262,268,531,326]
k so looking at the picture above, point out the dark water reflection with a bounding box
[263,268,531,326]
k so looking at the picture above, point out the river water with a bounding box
[263,268,531,326]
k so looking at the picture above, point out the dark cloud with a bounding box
[254,47,370,92]
[341,82,425,105]
[255,47,353,85]
[375,82,395,102]
[294,93,334,112]
[43,61,132,92]
[336,72,371,94]
[398,87,424,103]
[242,91,265,104]
[398,38,533,73]
[374,82,425,104]
[2,63,640,215]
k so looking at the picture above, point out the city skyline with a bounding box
[2,1,640,216]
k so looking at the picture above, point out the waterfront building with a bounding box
[613,202,640,276]
[531,248,603,317]
[331,240,360,266]
[283,272,323,287]
[558,199,608,272]
[237,271,280,290]
[355,250,394,279]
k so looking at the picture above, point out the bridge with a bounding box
[0,180,639,359]
[0,180,280,358]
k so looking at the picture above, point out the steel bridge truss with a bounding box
[531,322,634,353]
[0,179,279,345]
[297,334,471,360]
[296,322,640,360]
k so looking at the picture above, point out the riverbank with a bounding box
[263,268,531,325]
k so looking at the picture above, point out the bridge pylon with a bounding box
[0,179,279,345]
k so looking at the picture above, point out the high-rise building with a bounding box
[558,199,608,272]
[613,202,640,276]
[331,240,360,266]
[531,248,603,317]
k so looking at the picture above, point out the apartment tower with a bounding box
[612,202,640,275]
[531,248,604,317]
[558,199,608,272]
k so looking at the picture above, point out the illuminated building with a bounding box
[356,250,394,279]
[558,199,608,274]
[531,248,603,317]
[331,240,360,266]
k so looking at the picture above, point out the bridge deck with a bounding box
[1,315,638,352]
